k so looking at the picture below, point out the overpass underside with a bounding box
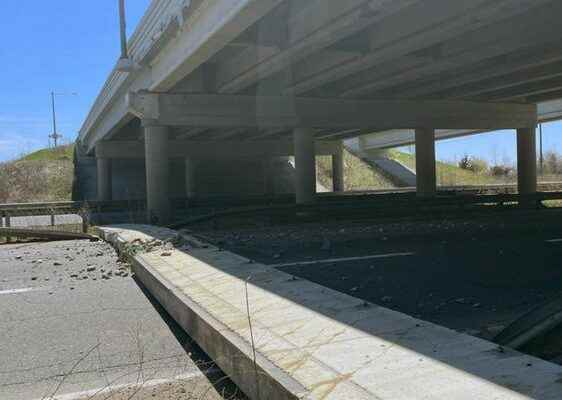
[78,0,562,224]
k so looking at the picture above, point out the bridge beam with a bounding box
[127,92,538,131]
[94,140,341,159]
[144,124,170,225]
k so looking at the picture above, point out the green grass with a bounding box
[316,148,508,192]
[20,144,75,162]
[388,149,505,186]
[317,150,396,191]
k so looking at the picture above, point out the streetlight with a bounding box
[116,0,137,73]
[539,123,544,176]
[49,92,77,148]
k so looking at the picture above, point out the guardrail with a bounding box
[3,187,562,231]
[0,199,147,243]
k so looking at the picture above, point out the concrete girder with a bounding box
[127,92,538,131]
[218,0,419,94]
[341,98,562,151]
[287,0,557,98]
[94,139,341,159]
[408,55,562,100]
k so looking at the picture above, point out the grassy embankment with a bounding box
[0,145,75,203]
[317,148,501,190]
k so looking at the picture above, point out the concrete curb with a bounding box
[98,227,307,400]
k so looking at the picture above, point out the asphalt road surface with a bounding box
[0,239,241,400]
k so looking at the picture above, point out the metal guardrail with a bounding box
[0,199,147,243]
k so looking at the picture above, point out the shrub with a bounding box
[458,155,488,174]
[490,165,513,177]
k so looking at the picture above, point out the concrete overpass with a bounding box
[77,0,562,224]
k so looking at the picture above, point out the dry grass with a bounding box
[0,145,74,203]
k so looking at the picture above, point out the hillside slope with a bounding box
[317,150,396,191]
[388,150,502,186]
[0,145,75,203]
[317,149,498,191]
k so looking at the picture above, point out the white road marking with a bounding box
[270,252,415,268]
[35,370,215,400]
[546,238,562,243]
[0,287,38,295]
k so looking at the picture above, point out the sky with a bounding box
[0,1,560,164]
[0,0,150,161]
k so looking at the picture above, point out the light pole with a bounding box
[539,123,544,176]
[49,92,77,148]
[116,0,136,72]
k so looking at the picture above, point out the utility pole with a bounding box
[49,92,62,148]
[539,123,544,176]
[49,92,77,148]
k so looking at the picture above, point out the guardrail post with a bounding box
[50,210,55,227]
[5,213,11,243]
[82,214,89,234]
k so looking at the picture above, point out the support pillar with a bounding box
[517,127,537,195]
[185,157,196,199]
[293,128,316,204]
[96,157,112,201]
[263,157,275,195]
[144,123,170,225]
[332,142,345,192]
[415,128,437,197]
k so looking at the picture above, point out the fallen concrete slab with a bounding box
[98,224,562,400]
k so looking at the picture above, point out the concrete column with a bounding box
[263,157,275,195]
[144,124,170,225]
[293,128,316,204]
[96,158,112,201]
[185,157,196,198]
[415,128,437,197]
[517,127,537,195]
[332,143,345,192]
